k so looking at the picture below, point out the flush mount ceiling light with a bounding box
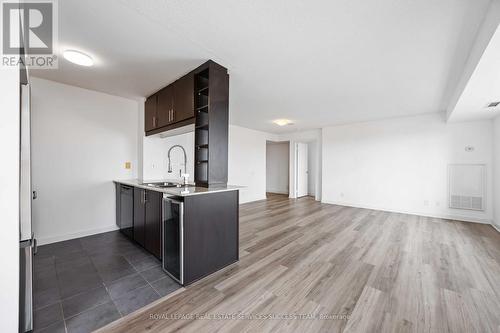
[63,50,94,66]
[273,119,294,126]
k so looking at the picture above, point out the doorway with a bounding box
[266,141,290,196]
[296,143,309,198]
[291,139,320,200]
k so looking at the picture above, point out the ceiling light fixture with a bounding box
[63,50,94,66]
[273,119,293,126]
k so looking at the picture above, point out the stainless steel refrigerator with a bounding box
[19,67,36,333]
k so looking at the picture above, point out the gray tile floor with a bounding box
[33,231,181,333]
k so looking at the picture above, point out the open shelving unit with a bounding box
[194,68,210,185]
[193,61,229,187]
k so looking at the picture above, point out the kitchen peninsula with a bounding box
[114,180,239,286]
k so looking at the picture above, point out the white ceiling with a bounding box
[32,0,492,133]
[448,24,500,122]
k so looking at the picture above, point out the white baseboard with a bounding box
[321,200,492,225]
[240,195,267,204]
[266,189,289,195]
[37,224,119,246]
[492,223,500,233]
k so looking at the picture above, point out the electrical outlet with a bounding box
[340,192,345,198]
[124,162,131,169]
[424,200,429,206]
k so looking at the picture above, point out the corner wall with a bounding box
[228,125,274,203]
[31,78,140,245]
[494,116,500,229]
[322,113,494,223]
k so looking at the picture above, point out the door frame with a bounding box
[287,137,321,201]
[294,142,309,198]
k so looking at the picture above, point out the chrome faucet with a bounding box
[167,145,189,185]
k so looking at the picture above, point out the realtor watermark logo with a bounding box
[1,0,58,69]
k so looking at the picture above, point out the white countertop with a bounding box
[114,179,241,197]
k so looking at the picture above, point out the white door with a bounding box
[296,143,308,197]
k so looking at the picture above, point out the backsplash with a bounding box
[143,131,195,182]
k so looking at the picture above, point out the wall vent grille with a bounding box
[448,164,485,211]
[487,101,500,108]
[450,195,483,211]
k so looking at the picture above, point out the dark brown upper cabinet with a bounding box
[157,85,174,128]
[144,94,158,132]
[173,73,194,123]
[145,72,194,135]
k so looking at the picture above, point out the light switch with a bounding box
[125,162,131,169]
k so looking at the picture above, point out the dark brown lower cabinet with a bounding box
[132,187,162,260]
[133,187,145,247]
[145,190,162,259]
[183,190,239,285]
[120,184,239,283]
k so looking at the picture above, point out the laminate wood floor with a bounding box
[99,194,500,333]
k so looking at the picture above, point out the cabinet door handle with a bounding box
[152,116,156,127]
[143,190,147,204]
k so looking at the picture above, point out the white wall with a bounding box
[31,78,140,245]
[266,142,289,194]
[137,99,145,181]
[228,125,272,203]
[143,131,195,182]
[322,113,494,223]
[494,116,500,229]
[0,64,20,332]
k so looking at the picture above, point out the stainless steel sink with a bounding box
[143,182,180,188]
[143,182,195,188]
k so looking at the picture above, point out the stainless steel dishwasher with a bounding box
[162,196,184,284]
[118,185,134,240]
